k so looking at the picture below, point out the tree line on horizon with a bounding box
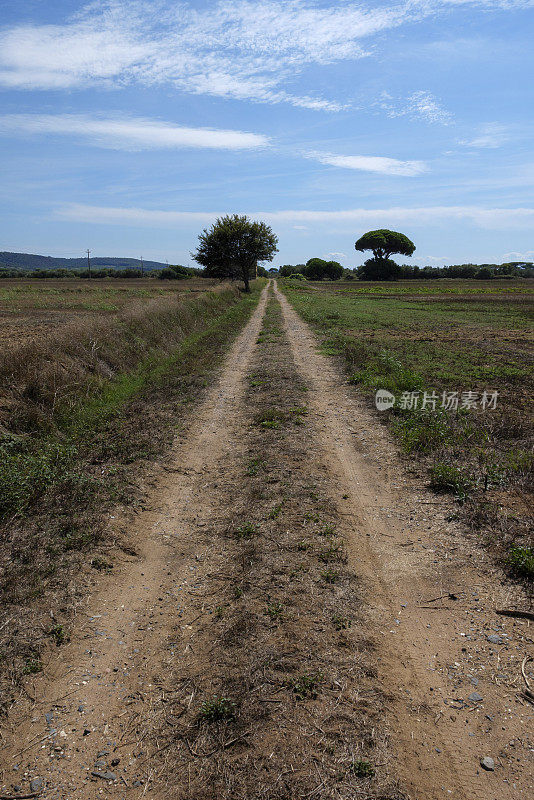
[1,219,532,282]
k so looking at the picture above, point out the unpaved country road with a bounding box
[0,281,532,800]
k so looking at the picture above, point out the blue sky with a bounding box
[0,0,533,267]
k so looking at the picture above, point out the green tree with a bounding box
[304,258,344,280]
[192,214,278,292]
[358,258,402,281]
[355,229,415,281]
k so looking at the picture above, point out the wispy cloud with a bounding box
[502,250,534,260]
[377,90,453,125]
[459,122,510,148]
[306,150,427,176]
[57,203,534,230]
[0,0,396,109]
[0,1,530,110]
[0,113,269,150]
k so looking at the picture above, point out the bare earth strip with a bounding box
[274,281,533,800]
[0,281,532,800]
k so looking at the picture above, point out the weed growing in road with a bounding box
[290,672,323,700]
[23,657,42,675]
[268,502,283,519]
[266,602,284,621]
[318,523,336,537]
[48,624,69,646]
[321,568,339,583]
[317,543,341,563]
[332,614,351,631]
[199,696,236,722]
[255,408,286,428]
[246,458,264,476]
[234,522,257,539]
[349,759,375,778]
[91,556,113,571]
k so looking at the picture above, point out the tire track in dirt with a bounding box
[0,284,270,798]
[275,281,533,800]
[139,287,404,800]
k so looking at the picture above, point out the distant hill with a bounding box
[0,252,167,271]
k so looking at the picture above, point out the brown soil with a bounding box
[0,281,532,800]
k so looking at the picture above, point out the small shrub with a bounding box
[332,614,351,631]
[429,463,473,499]
[321,568,339,583]
[349,759,375,778]
[199,696,236,722]
[290,672,323,700]
[255,408,286,429]
[268,503,283,519]
[506,546,534,580]
[235,522,257,539]
[266,602,284,621]
[23,658,43,675]
[317,544,341,563]
[91,555,113,571]
[48,624,69,646]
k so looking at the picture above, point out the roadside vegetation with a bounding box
[0,281,264,703]
[280,278,533,581]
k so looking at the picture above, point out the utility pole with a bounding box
[86,249,91,279]
[140,255,144,277]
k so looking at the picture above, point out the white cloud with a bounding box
[306,150,427,176]
[0,0,396,108]
[0,113,269,150]
[502,250,534,260]
[1,1,529,109]
[459,122,510,148]
[57,203,534,230]
[378,90,453,125]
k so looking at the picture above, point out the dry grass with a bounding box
[0,282,234,433]
[0,277,219,349]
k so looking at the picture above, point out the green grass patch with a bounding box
[506,546,534,579]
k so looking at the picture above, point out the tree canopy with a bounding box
[355,230,415,261]
[305,258,344,281]
[192,214,278,291]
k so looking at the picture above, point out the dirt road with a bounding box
[0,281,532,799]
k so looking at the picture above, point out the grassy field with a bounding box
[281,278,534,579]
[0,277,217,347]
